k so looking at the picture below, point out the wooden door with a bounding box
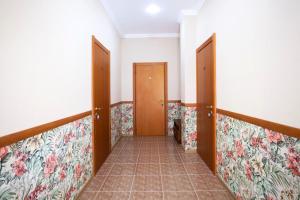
[134,63,167,136]
[92,36,110,174]
[196,34,216,174]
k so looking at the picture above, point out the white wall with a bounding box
[121,38,180,101]
[195,0,300,128]
[180,15,198,103]
[0,0,121,136]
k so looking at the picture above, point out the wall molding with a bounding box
[217,109,300,139]
[111,100,184,107]
[0,111,92,148]
[110,101,134,107]
[181,102,197,107]
[168,100,181,103]
[122,33,179,39]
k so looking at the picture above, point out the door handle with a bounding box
[208,111,213,118]
[159,100,164,107]
[95,107,102,111]
[206,105,213,109]
[94,113,100,120]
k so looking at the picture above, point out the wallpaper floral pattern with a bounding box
[111,105,122,146]
[120,103,134,136]
[112,102,197,151]
[181,106,197,151]
[0,116,93,200]
[168,102,181,136]
[217,114,300,200]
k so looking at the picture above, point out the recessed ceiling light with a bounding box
[146,4,161,15]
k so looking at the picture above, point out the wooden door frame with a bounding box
[91,35,111,175]
[133,62,168,136]
[196,33,216,174]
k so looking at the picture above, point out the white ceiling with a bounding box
[100,0,204,37]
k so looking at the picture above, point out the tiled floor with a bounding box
[78,136,234,200]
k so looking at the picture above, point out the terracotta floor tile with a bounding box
[162,175,193,191]
[163,192,198,200]
[95,192,130,200]
[116,155,138,163]
[110,149,121,156]
[179,153,203,163]
[109,164,136,175]
[96,163,114,176]
[81,136,234,200]
[101,176,133,191]
[138,155,160,163]
[119,150,139,156]
[129,192,163,200]
[175,147,185,153]
[77,191,97,200]
[132,176,162,191]
[139,149,159,155]
[184,163,212,175]
[84,176,106,191]
[202,175,227,190]
[105,155,118,163]
[159,154,182,163]
[140,143,159,148]
[196,191,214,200]
[189,175,208,190]
[160,164,186,175]
[158,149,178,154]
[211,191,235,200]
[136,164,160,175]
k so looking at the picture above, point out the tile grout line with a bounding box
[158,141,164,200]
[177,144,201,200]
[94,137,126,200]
[127,140,141,200]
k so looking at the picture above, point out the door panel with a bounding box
[135,63,166,136]
[92,37,110,174]
[196,35,216,174]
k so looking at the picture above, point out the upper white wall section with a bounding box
[121,38,180,101]
[180,15,198,103]
[0,0,121,136]
[195,0,300,128]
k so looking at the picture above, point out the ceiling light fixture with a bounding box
[146,4,161,15]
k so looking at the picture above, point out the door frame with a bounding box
[91,35,111,175]
[133,62,168,136]
[196,33,216,174]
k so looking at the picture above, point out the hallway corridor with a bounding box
[79,136,233,200]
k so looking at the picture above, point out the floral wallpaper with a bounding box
[181,105,197,151]
[113,102,197,151]
[217,114,300,200]
[116,102,183,137]
[111,105,122,146]
[168,102,181,136]
[0,116,93,200]
[120,103,134,136]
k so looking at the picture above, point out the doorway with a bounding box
[133,62,168,136]
[92,36,111,175]
[196,34,216,174]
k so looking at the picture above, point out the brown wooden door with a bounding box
[92,36,110,174]
[134,63,167,136]
[196,34,216,174]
